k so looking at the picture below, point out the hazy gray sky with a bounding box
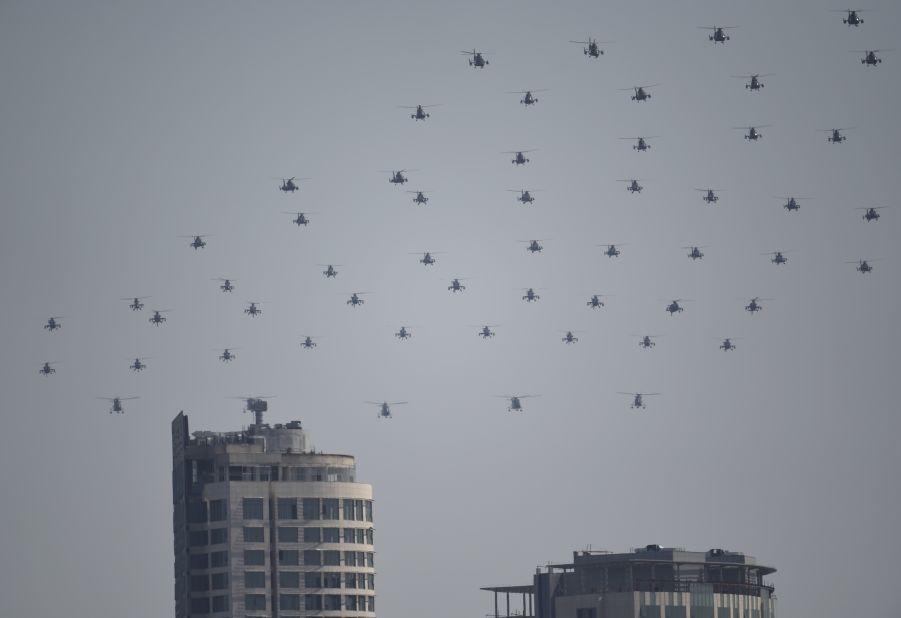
[2,1,900,617]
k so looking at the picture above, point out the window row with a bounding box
[189,527,228,547]
[244,594,376,612]
[243,571,375,590]
[189,551,228,570]
[189,595,228,614]
[243,497,373,522]
[225,465,355,483]
[243,526,373,544]
[189,572,229,592]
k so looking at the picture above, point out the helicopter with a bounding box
[406,190,432,205]
[509,189,540,204]
[367,401,408,419]
[461,49,489,68]
[763,251,789,265]
[621,84,658,102]
[448,278,467,293]
[284,211,317,226]
[218,348,237,362]
[409,251,445,266]
[179,235,208,250]
[497,395,537,412]
[129,357,149,372]
[853,49,886,66]
[570,37,605,58]
[732,73,771,91]
[213,278,235,292]
[518,240,546,254]
[664,299,689,315]
[684,246,706,261]
[621,136,657,152]
[820,127,852,143]
[400,104,440,120]
[618,392,659,410]
[734,125,770,141]
[505,150,536,166]
[586,294,607,309]
[100,396,139,415]
[473,324,499,339]
[775,196,809,212]
[300,336,319,349]
[121,297,148,311]
[835,9,865,25]
[744,297,773,314]
[599,244,624,258]
[319,264,340,278]
[39,361,58,376]
[346,292,366,307]
[244,302,262,317]
[719,338,739,351]
[701,26,737,44]
[522,288,542,302]
[618,179,644,193]
[44,317,64,332]
[279,177,309,193]
[857,206,885,222]
[383,169,414,185]
[149,309,170,326]
[848,259,876,273]
[635,335,660,349]
[560,330,582,344]
[395,326,413,340]
[507,89,548,106]
[696,188,721,204]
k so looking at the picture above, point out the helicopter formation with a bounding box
[37,16,893,418]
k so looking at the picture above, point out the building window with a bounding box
[278,497,298,520]
[211,595,228,612]
[323,572,342,589]
[345,595,358,610]
[305,572,322,588]
[245,594,266,611]
[189,553,209,569]
[280,571,300,588]
[303,498,320,520]
[279,526,299,543]
[188,501,207,523]
[323,550,341,566]
[344,528,359,544]
[324,594,342,610]
[344,551,357,566]
[211,572,228,590]
[303,550,321,566]
[244,550,265,566]
[209,527,227,545]
[323,528,340,543]
[243,497,264,520]
[190,574,209,592]
[190,597,210,614]
[364,500,373,522]
[280,594,302,610]
[366,528,374,545]
[189,530,208,547]
[305,594,323,610]
[577,610,597,618]
[345,572,357,589]
[209,499,227,522]
[245,571,266,588]
[210,550,228,568]
[321,498,340,520]
[343,499,357,520]
[365,552,374,567]
[304,527,321,543]
[279,549,300,565]
[366,574,374,589]
[244,526,264,543]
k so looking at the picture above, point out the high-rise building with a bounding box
[172,405,376,617]
[483,545,776,618]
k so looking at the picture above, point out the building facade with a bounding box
[172,410,376,618]
[484,545,776,618]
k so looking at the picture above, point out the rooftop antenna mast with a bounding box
[234,396,274,427]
